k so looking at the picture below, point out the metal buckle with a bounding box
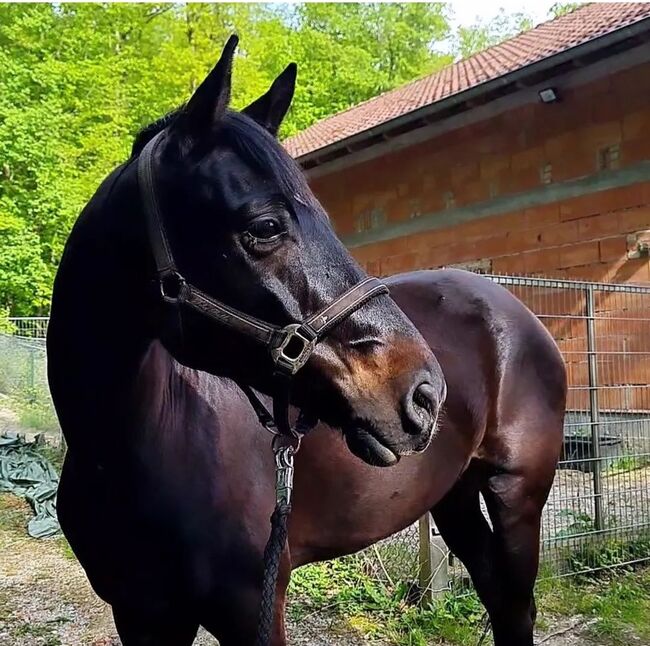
[270,323,316,375]
[159,271,186,304]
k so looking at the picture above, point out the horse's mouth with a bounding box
[344,425,400,467]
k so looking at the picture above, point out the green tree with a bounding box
[455,8,533,59]
[286,3,452,132]
[550,3,584,19]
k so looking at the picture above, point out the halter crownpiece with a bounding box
[137,130,389,379]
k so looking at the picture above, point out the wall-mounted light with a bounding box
[539,87,559,104]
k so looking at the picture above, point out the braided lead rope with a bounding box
[254,441,297,646]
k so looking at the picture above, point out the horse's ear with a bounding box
[242,63,297,136]
[172,35,238,139]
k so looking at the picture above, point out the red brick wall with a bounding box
[310,61,650,284]
[308,60,650,411]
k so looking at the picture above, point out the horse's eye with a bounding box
[247,217,283,241]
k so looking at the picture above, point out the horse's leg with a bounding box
[204,550,290,646]
[434,464,550,646]
[480,468,548,646]
[431,467,502,614]
[479,402,562,646]
[112,606,199,646]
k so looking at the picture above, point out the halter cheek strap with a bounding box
[137,130,388,434]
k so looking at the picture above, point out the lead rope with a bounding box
[254,437,297,646]
[239,382,313,646]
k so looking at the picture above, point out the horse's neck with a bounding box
[48,161,238,465]
[48,162,164,455]
[133,340,209,436]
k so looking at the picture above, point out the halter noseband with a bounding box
[137,130,388,436]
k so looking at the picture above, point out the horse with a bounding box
[47,38,566,646]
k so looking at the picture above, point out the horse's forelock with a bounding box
[218,112,311,206]
[131,109,314,213]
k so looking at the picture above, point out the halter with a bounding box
[137,130,388,437]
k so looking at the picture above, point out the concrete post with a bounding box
[418,513,449,605]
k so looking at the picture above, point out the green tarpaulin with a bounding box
[0,433,60,538]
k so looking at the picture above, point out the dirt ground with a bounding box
[0,496,617,646]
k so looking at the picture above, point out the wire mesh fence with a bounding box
[2,274,650,598]
[497,275,650,579]
[0,317,58,439]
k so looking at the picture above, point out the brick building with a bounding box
[285,3,650,285]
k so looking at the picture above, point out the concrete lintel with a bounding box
[343,162,650,249]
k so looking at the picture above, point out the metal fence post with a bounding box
[586,284,604,532]
[28,346,36,402]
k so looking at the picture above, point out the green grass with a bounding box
[57,535,77,561]
[562,532,650,574]
[289,558,486,645]
[289,554,650,645]
[605,455,650,474]
[13,621,63,645]
[537,569,650,644]
[17,398,60,433]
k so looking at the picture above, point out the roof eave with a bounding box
[292,17,650,171]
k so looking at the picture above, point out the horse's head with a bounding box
[141,36,446,466]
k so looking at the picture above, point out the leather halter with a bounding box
[137,131,388,437]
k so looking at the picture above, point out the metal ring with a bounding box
[159,271,187,303]
[272,432,301,454]
[262,419,280,436]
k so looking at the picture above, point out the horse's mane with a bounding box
[130,108,183,158]
[130,109,312,207]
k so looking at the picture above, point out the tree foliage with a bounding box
[455,8,533,60]
[550,3,585,19]
[0,3,543,315]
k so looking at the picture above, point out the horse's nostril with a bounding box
[402,381,438,436]
[413,383,436,415]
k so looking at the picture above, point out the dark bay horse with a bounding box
[47,39,566,646]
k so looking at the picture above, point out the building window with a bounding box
[443,191,456,209]
[540,162,552,185]
[355,207,386,233]
[598,144,620,171]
